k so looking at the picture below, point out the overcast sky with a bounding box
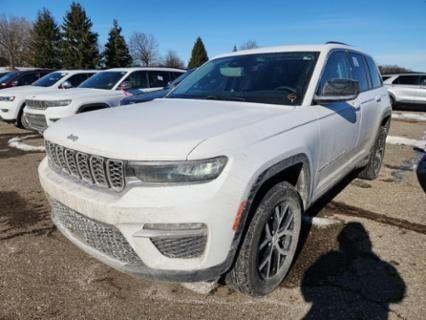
[2,0,425,71]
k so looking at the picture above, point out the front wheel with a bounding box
[227,182,302,296]
[16,104,29,129]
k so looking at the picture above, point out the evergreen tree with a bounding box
[232,44,238,52]
[188,37,208,68]
[104,20,132,68]
[61,2,99,68]
[32,9,61,68]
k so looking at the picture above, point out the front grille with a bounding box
[26,99,48,110]
[50,199,140,264]
[151,235,207,259]
[25,113,47,132]
[45,140,125,192]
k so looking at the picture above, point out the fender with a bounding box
[218,153,312,276]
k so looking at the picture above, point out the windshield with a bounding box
[0,71,18,83]
[78,71,126,90]
[0,72,9,78]
[169,52,319,105]
[33,72,67,87]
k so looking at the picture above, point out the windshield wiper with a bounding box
[203,95,246,102]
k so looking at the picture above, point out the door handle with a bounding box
[354,105,361,111]
[375,96,382,102]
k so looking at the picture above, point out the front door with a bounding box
[313,50,361,195]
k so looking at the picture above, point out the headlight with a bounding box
[47,99,72,107]
[0,96,15,102]
[126,156,228,184]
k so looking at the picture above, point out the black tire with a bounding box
[16,104,28,129]
[227,181,302,296]
[359,123,389,180]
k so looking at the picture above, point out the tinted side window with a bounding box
[18,72,39,85]
[125,71,148,89]
[317,51,350,95]
[420,76,426,86]
[365,56,382,89]
[348,52,369,91]
[393,75,420,85]
[67,73,94,87]
[148,71,170,87]
[169,72,183,81]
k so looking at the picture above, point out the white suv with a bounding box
[0,70,97,128]
[39,43,391,296]
[383,73,426,107]
[24,67,185,132]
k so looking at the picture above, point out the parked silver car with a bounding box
[383,73,426,107]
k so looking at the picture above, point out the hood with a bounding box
[44,98,290,160]
[0,86,45,97]
[31,88,123,101]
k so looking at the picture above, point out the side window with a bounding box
[393,75,420,85]
[348,52,369,91]
[148,71,170,88]
[18,72,38,85]
[124,71,148,89]
[365,56,382,89]
[169,72,183,81]
[317,51,350,95]
[67,73,93,87]
[420,76,426,86]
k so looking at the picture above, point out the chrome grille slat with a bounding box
[90,156,109,187]
[44,140,125,192]
[76,152,93,183]
[26,99,48,110]
[25,113,47,132]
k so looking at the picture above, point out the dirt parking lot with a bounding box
[0,114,425,320]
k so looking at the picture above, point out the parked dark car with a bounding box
[0,69,53,89]
[120,69,194,105]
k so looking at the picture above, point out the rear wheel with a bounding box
[227,182,302,296]
[359,123,389,180]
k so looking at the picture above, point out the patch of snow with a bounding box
[8,135,45,152]
[181,281,218,294]
[386,135,426,151]
[392,112,426,122]
[0,148,9,152]
[303,216,340,227]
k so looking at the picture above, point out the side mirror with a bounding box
[118,80,130,90]
[60,80,73,89]
[314,79,360,103]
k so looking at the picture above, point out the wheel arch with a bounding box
[221,153,313,276]
[77,103,110,113]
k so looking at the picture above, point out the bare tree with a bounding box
[161,50,184,69]
[0,15,33,67]
[378,64,412,75]
[240,40,259,50]
[129,32,160,66]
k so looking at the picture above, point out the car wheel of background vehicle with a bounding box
[359,123,389,180]
[227,181,302,297]
[16,104,29,129]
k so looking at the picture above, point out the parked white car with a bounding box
[24,67,185,132]
[383,73,426,107]
[0,70,97,128]
[39,43,391,296]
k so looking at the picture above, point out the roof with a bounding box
[105,67,186,72]
[212,43,356,60]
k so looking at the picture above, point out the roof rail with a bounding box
[325,41,350,46]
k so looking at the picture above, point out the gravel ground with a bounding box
[0,114,425,320]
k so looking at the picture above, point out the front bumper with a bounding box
[0,101,19,121]
[38,157,244,281]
